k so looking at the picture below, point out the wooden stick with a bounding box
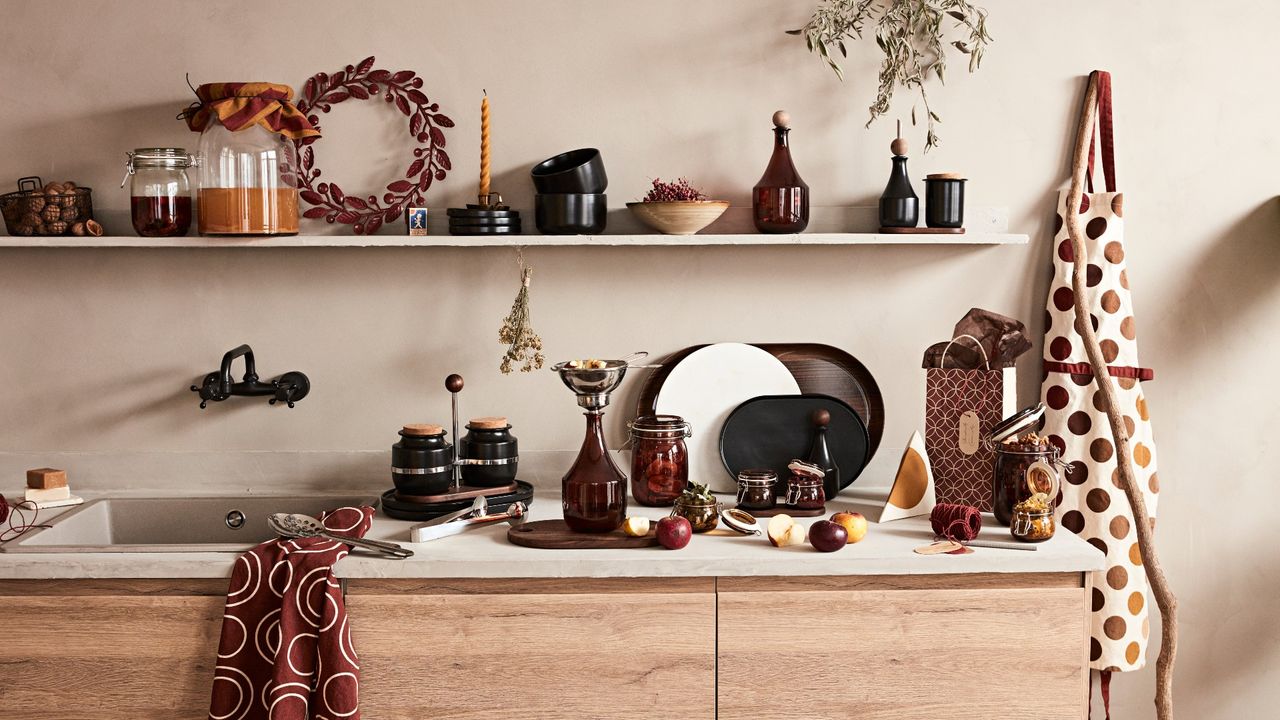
[1065,71,1177,719]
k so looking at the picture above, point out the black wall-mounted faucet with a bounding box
[189,344,310,409]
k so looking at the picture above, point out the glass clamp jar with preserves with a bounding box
[1011,488,1058,542]
[735,469,778,511]
[628,415,691,506]
[122,148,195,237]
[179,83,320,236]
[672,481,720,533]
[987,403,1067,526]
[785,459,826,510]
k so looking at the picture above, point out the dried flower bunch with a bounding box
[788,0,993,151]
[498,262,545,374]
[642,178,708,202]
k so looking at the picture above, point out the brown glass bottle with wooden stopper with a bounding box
[753,110,810,233]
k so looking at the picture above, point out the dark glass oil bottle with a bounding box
[562,411,627,532]
[753,110,809,233]
[806,408,841,500]
[879,130,919,228]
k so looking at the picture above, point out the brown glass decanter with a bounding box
[562,410,628,532]
[753,110,810,233]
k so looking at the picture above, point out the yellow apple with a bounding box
[830,511,868,543]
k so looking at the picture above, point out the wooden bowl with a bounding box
[626,201,729,235]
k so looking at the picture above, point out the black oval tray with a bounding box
[380,480,535,521]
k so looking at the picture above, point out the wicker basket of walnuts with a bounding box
[1,176,102,237]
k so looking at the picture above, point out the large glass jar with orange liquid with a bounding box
[181,83,317,236]
[197,122,299,235]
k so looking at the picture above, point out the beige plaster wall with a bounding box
[1,1,1277,716]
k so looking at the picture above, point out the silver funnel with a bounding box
[553,360,631,411]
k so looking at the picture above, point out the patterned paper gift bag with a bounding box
[1040,70,1160,680]
[924,336,1016,510]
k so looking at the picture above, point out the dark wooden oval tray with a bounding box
[635,343,885,465]
[507,519,659,549]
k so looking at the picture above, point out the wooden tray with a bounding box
[738,505,825,518]
[394,481,518,504]
[507,519,659,549]
[877,226,965,234]
[636,343,885,472]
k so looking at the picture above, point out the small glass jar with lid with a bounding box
[628,415,692,506]
[1011,504,1056,542]
[123,148,195,237]
[735,469,778,511]
[988,403,1064,526]
[785,459,826,510]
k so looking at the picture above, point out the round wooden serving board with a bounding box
[507,519,659,549]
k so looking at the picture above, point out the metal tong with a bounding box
[409,496,528,543]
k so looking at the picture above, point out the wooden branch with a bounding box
[1065,71,1177,719]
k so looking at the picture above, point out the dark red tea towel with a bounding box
[209,505,374,720]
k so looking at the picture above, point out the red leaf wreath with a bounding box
[294,56,454,234]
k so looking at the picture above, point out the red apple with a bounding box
[656,516,692,550]
[809,520,848,552]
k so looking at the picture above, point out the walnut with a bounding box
[58,193,76,208]
[61,181,76,191]
[20,211,41,228]
[84,219,104,236]
[44,220,67,235]
[26,195,46,213]
[42,182,64,194]
[42,204,61,222]
[14,222,35,236]
[70,221,86,236]
[59,205,78,221]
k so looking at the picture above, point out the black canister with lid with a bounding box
[392,424,454,496]
[458,416,519,487]
[924,173,966,228]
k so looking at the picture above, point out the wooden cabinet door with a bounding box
[0,579,226,720]
[717,574,1088,720]
[347,577,716,720]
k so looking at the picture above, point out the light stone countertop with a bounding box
[0,484,1104,581]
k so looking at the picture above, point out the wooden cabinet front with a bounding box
[346,577,716,720]
[716,573,1089,720]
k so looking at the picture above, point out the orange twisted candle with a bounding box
[479,91,491,198]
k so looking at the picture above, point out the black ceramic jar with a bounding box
[924,174,966,228]
[391,424,454,497]
[458,417,519,487]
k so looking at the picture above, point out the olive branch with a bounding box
[788,0,993,151]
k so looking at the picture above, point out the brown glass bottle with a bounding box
[562,411,627,532]
[753,110,809,233]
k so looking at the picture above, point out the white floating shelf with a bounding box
[0,207,1026,248]
[0,232,1027,248]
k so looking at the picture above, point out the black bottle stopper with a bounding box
[878,120,919,230]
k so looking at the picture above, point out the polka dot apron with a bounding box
[1040,72,1159,684]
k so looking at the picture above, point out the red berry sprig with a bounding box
[642,177,708,202]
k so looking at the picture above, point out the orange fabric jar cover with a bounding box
[181,82,321,143]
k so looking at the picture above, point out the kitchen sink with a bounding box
[2,495,377,553]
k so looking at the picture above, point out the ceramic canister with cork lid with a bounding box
[458,416,519,487]
[392,424,454,496]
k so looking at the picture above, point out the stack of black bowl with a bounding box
[531,148,607,234]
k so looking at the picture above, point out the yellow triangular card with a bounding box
[879,430,936,522]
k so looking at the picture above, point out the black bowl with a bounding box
[535,193,607,235]
[531,148,607,194]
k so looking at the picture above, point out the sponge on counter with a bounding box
[27,468,67,490]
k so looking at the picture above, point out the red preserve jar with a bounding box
[628,415,691,506]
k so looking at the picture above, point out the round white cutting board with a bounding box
[654,343,801,493]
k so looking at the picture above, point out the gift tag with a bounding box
[914,539,973,555]
[957,410,981,455]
